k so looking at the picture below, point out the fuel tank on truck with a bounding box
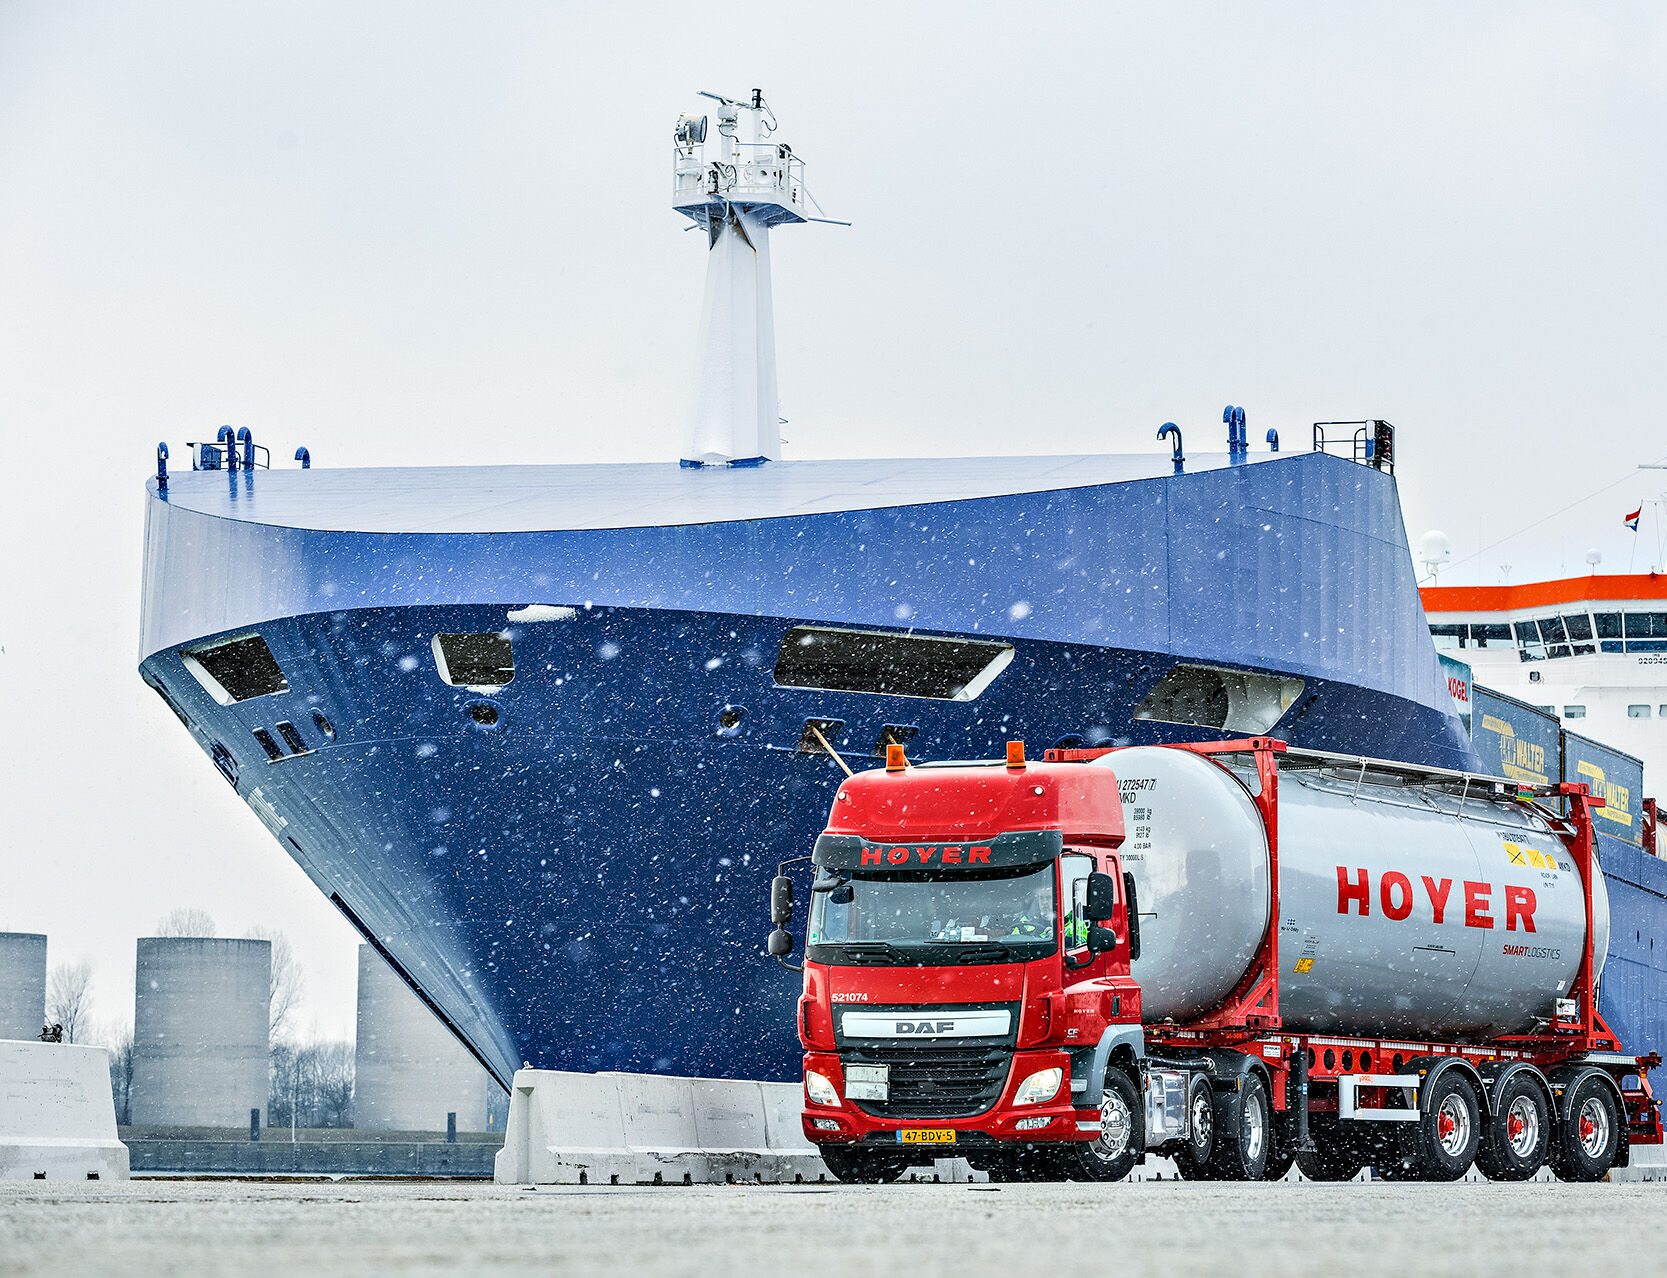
[1091,746,1608,1041]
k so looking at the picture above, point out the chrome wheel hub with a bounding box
[1191,1093,1213,1152]
[1579,1097,1611,1158]
[1242,1091,1265,1162]
[1506,1095,1539,1158]
[1098,1089,1132,1158]
[1436,1094,1472,1157]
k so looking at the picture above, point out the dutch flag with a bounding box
[1626,506,1643,531]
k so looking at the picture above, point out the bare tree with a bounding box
[106,1026,135,1125]
[267,1038,355,1129]
[244,927,304,1040]
[46,961,94,1043]
[155,907,216,937]
[314,1041,355,1128]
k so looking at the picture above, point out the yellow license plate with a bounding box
[897,1129,957,1144]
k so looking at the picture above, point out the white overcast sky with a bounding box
[2,2,1665,1041]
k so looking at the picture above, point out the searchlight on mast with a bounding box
[673,89,840,468]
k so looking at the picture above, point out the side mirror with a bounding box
[1087,924,1117,955]
[770,874,794,926]
[1085,872,1117,923]
[767,928,794,958]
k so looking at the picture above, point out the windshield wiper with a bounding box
[834,941,912,963]
[954,942,1024,961]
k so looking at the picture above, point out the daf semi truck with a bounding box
[765,738,1663,1183]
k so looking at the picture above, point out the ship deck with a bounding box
[156,452,1266,533]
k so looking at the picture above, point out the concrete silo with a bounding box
[130,938,270,1127]
[354,946,502,1132]
[0,933,48,1040]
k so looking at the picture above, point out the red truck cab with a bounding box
[770,743,1146,1183]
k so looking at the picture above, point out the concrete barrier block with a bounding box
[0,1040,129,1181]
[759,1080,816,1152]
[497,1068,830,1185]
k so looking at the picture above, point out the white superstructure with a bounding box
[1422,575,1667,772]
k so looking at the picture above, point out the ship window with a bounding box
[1626,613,1667,638]
[1595,612,1624,639]
[1470,623,1512,648]
[1429,624,1466,650]
[1565,706,1587,719]
[180,633,290,705]
[1514,623,1545,661]
[252,728,286,762]
[1532,617,1571,656]
[1563,614,1594,641]
[311,710,336,742]
[1629,705,1652,719]
[276,721,309,754]
[432,633,515,689]
[773,626,1014,701]
[1132,665,1304,734]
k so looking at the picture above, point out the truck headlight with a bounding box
[805,1070,840,1107]
[1014,1067,1063,1105]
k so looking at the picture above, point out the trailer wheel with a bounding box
[1204,1074,1270,1181]
[1550,1074,1621,1183]
[1172,1076,1216,1179]
[818,1146,910,1184]
[1059,1066,1141,1182]
[1476,1075,1549,1182]
[1295,1117,1368,1182]
[1398,1070,1480,1181]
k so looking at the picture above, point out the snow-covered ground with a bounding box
[6,1178,1667,1277]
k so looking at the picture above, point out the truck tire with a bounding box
[1058,1066,1141,1182]
[1295,1116,1368,1181]
[1203,1074,1270,1181]
[1398,1069,1480,1181]
[1172,1076,1216,1179]
[818,1146,910,1184]
[1476,1074,1550,1182]
[1550,1074,1621,1183]
[985,1147,1063,1182]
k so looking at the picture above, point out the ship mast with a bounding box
[672,90,825,467]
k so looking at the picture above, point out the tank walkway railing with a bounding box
[1312,420,1395,473]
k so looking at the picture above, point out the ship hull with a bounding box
[139,450,1481,1085]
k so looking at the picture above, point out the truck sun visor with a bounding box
[813,829,1064,871]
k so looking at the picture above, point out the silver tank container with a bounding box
[1094,746,1606,1041]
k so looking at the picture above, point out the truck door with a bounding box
[1061,851,1096,964]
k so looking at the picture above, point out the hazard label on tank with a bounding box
[1293,957,1314,974]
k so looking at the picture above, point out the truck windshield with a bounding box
[806,862,1056,963]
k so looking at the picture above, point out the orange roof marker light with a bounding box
[1006,740,1026,770]
[886,742,908,772]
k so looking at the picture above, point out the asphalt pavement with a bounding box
[7,1178,1667,1277]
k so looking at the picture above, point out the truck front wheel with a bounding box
[818,1146,910,1184]
[1203,1074,1270,1180]
[1058,1066,1141,1182]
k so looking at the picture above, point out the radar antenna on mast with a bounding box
[673,89,843,468]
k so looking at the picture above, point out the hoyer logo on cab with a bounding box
[1336,868,1538,932]
[860,845,992,866]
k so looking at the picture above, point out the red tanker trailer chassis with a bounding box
[767,738,1663,1183]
